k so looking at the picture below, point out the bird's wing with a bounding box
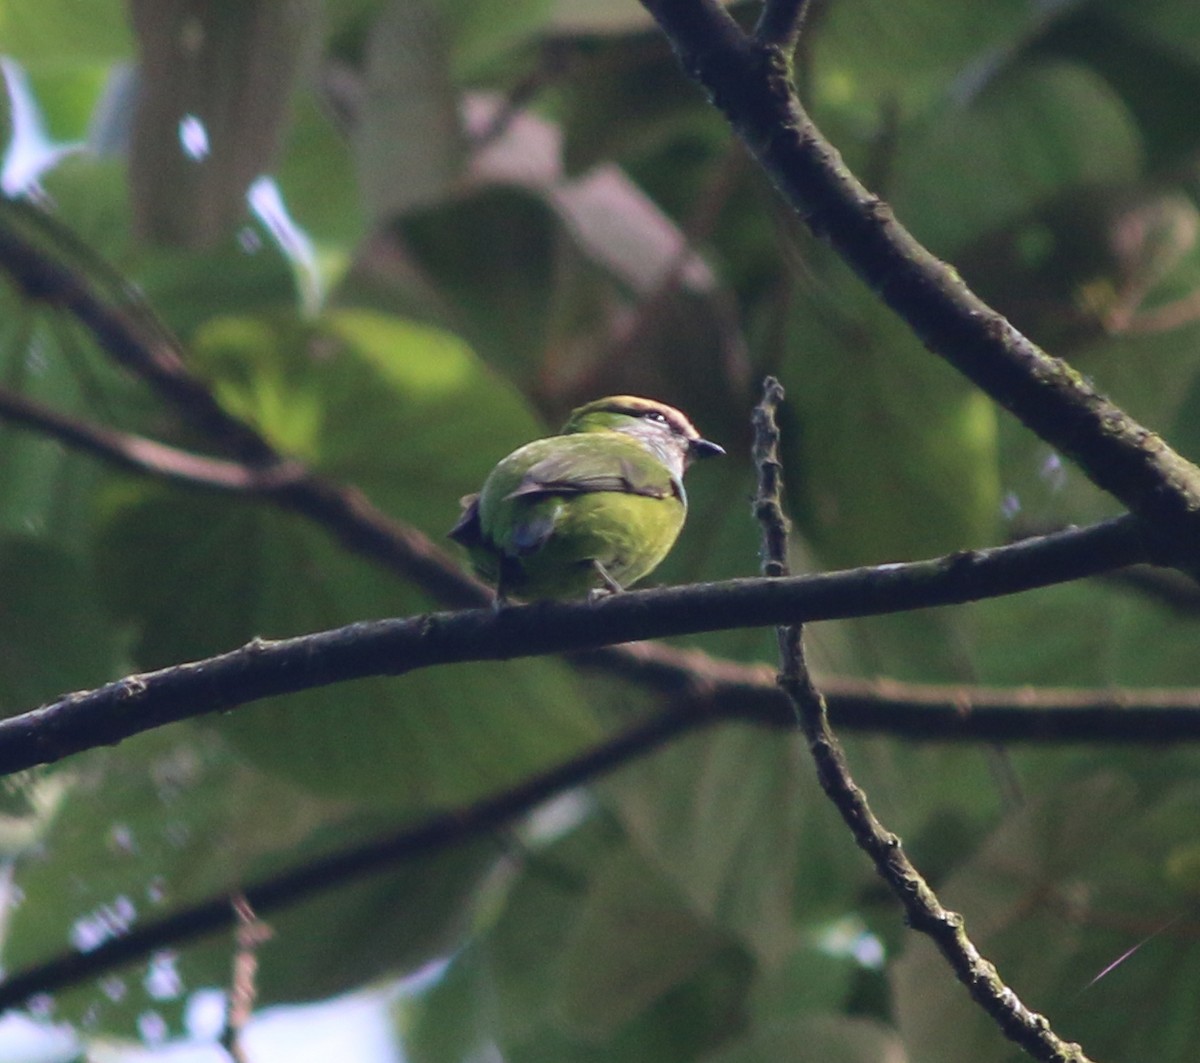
[503,452,677,502]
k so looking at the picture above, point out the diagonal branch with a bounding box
[639,0,1200,569]
[752,378,1093,1063]
[0,200,492,610]
[0,386,298,492]
[0,198,276,465]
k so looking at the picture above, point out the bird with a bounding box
[449,395,724,602]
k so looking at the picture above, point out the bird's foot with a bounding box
[589,561,624,601]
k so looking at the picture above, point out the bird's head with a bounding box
[562,396,724,477]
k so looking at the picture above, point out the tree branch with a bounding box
[0,696,719,1013]
[0,198,276,465]
[3,369,1187,744]
[638,0,1200,569]
[0,205,493,610]
[0,386,298,493]
[0,515,1147,777]
[5,654,1200,1010]
[594,642,1200,741]
[753,379,1093,1063]
[0,195,1176,750]
[0,367,1179,746]
[753,0,813,51]
[822,674,1200,741]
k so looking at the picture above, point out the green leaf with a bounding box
[701,1015,906,1063]
[408,813,756,1062]
[12,65,114,145]
[1100,0,1200,67]
[275,89,365,250]
[892,60,1143,257]
[891,773,1200,1063]
[394,185,562,383]
[399,942,492,1063]
[36,156,133,262]
[811,0,1064,120]
[747,943,865,1026]
[95,488,596,808]
[607,726,866,965]
[0,536,119,716]
[256,837,496,1005]
[968,579,1125,687]
[2,728,498,1038]
[480,813,625,1046]
[194,307,545,526]
[0,0,132,68]
[353,0,464,223]
[432,0,553,77]
[558,37,728,175]
[32,159,299,336]
[554,849,734,1037]
[781,249,1001,567]
[132,239,300,340]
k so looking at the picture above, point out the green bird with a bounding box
[450,396,724,601]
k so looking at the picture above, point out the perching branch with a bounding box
[0,193,1182,758]
[639,0,1200,569]
[0,515,1147,778]
[0,368,1190,746]
[752,379,1093,1063]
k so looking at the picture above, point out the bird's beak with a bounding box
[689,438,725,460]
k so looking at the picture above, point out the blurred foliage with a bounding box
[1,0,1200,1060]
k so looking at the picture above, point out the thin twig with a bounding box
[220,896,273,1063]
[751,378,1093,1063]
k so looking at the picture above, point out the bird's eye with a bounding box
[644,411,668,424]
